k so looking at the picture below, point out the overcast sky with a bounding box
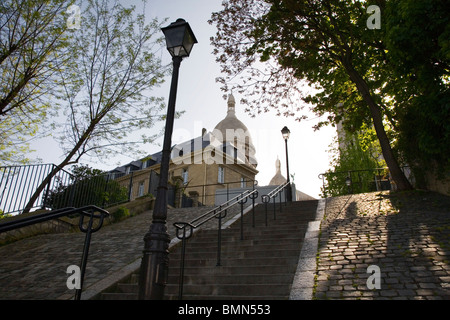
[31,0,337,198]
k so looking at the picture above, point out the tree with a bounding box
[383,0,450,185]
[209,0,413,191]
[44,164,128,209]
[322,124,386,197]
[23,0,169,212]
[0,0,74,164]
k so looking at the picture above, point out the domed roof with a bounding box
[214,94,250,136]
[213,93,257,167]
[269,156,287,185]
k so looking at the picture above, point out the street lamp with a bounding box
[345,174,352,194]
[138,18,197,300]
[281,126,292,202]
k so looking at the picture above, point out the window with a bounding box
[138,181,145,197]
[182,168,188,185]
[240,177,246,188]
[218,167,225,184]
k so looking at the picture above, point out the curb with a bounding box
[289,198,325,300]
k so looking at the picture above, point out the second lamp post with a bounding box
[281,126,293,202]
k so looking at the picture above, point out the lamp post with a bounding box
[138,18,197,300]
[281,126,292,202]
[345,172,352,194]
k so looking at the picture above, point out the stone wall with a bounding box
[425,170,450,196]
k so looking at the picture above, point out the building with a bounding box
[109,94,259,206]
[268,157,316,201]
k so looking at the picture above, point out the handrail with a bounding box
[175,189,253,230]
[0,205,109,300]
[173,187,259,300]
[261,181,290,224]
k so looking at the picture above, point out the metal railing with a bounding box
[0,163,147,215]
[261,181,290,224]
[172,182,289,300]
[0,205,109,300]
[0,163,258,216]
[173,188,259,300]
[318,167,413,198]
[170,179,258,208]
[0,164,74,215]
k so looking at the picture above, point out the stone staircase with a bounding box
[98,200,318,300]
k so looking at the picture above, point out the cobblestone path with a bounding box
[314,190,450,300]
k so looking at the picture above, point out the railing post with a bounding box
[75,210,94,300]
[76,207,108,300]
[249,189,258,228]
[216,208,222,266]
[279,190,282,212]
[178,227,187,300]
[240,199,244,240]
[272,195,276,220]
[261,195,269,227]
[174,222,194,301]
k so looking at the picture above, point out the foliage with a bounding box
[321,127,386,197]
[23,0,169,212]
[44,164,128,209]
[111,206,130,222]
[0,0,74,164]
[209,0,413,191]
[383,0,450,181]
[0,209,11,220]
[53,0,169,164]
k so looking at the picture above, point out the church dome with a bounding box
[213,94,257,167]
[269,157,287,185]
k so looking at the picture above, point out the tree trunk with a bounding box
[22,124,96,213]
[22,164,64,213]
[342,61,413,191]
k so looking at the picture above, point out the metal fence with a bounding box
[0,162,258,216]
[0,164,73,215]
[0,164,134,215]
[318,167,413,198]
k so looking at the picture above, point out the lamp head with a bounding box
[161,18,198,58]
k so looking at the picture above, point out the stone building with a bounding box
[109,94,259,206]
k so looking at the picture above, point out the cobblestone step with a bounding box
[98,200,318,300]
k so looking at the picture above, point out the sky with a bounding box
[30,0,337,199]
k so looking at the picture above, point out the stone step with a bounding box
[170,248,302,260]
[97,200,318,300]
[177,232,307,247]
[101,292,287,300]
[165,283,292,296]
[167,256,298,268]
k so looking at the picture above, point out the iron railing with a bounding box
[0,205,109,300]
[176,179,257,207]
[172,182,289,300]
[0,164,73,215]
[0,163,258,216]
[261,181,290,224]
[318,167,413,198]
[173,188,258,300]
